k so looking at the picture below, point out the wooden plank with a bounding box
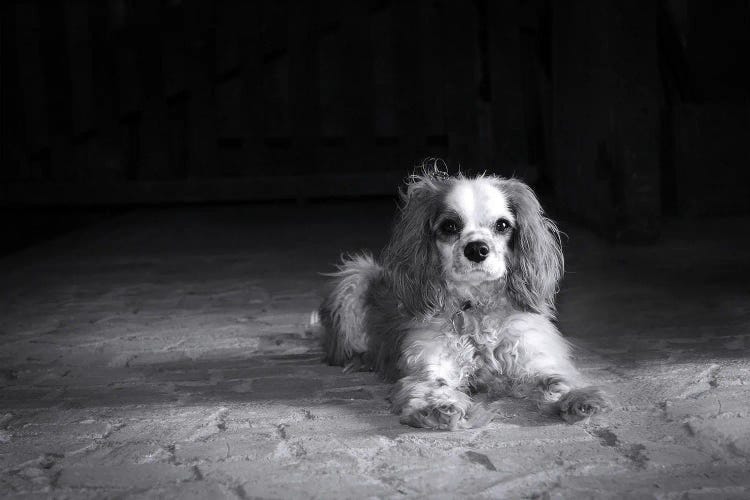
[214,1,244,140]
[288,0,319,174]
[215,0,241,77]
[262,0,288,56]
[136,1,170,180]
[318,15,345,138]
[113,7,143,119]
[487,1,527,174]
[261,50,292,169]
[442,0,479,171]
[392,0,423,169]
[236,1,264,171]
[213,1,245,177]
[609,0,660,240]
[183,0,217,178]
[160,1,188,179]
[39,1,75,181]
[259,0,291,171]
[63,0,95,139]
[14,0,50,176]
[1,2,28,180]
[416,0,454,165]
[113,2,144,181]
[215,76,245,176]
[340,1,375,172]
[418,0,445,141]
[0,171,408,206]
[210,2,247,179]
[165,93,189,179]
[89,0,125,180]
[370,3,400,170]
[139,103,170,180]
[519,25,545,179]
[161,1,188,97]
[317,3,347,173]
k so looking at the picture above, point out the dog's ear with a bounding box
[500,178,563,316]
[382,173,447,317]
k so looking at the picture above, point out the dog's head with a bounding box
[382,167,563,318]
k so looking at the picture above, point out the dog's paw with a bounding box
[400,403,462,430]
[558,387,610,424]
[401,402,493,430]
[392,377,494,430]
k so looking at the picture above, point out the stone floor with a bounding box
[1,201,749,499]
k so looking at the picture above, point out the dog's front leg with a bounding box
[390,376,471,429]
[499,313,610,423]
[388,329,491,430]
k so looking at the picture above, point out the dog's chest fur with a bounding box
[438,298,522,387]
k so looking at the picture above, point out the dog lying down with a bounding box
[315,167,609,430]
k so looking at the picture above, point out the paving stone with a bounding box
[125,480,240,500]
[56,464,194,489]
[1,203,748,497]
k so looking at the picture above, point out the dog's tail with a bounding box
[318,253,382,367]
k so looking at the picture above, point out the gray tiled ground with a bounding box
[1,202,749,499]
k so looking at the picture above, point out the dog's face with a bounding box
[382,169,563,317]
[434,178,515,286]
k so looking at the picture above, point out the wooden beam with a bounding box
[0,171,408,206]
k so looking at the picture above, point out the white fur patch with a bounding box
[438,178,516,287]
[445,178,514,229]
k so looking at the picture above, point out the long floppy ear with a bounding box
[499,178,563,316]
[381,173,448,318]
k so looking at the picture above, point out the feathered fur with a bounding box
[381,173,451,317]
[319,166,609,429]
[499,178,564,316]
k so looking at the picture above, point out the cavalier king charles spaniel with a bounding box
[317,167,608,429]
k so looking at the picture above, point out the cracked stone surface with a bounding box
[1,202,749,499]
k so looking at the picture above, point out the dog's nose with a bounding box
[464,241,490,263]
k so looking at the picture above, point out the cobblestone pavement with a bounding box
[1,202,749,499]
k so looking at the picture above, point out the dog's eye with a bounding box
[495,218,511,233]
[439,219,460,235]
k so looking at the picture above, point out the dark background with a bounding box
[1,0,749,254]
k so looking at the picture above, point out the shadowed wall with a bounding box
[1,0,748,241]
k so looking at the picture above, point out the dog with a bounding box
[317,166,608,429]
